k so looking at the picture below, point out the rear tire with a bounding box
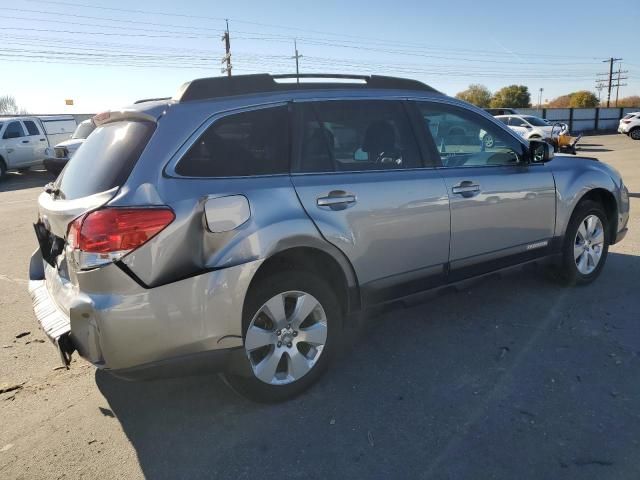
[556,200,609,285]
[0,159,6,179]
[224,270,341,403]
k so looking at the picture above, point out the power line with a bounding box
[20,0,605,60]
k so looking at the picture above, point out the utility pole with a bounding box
[221,19,232,77]
[538,87,544,113]
[613,63,628,107]
[597,58,622,107]
[291,39,303,84]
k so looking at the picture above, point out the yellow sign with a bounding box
[65,99,74,105]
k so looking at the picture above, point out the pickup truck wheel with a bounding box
[224,270,341,403]
[630,128,640,140]
[557,200,609,285]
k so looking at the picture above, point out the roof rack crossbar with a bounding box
[175,73,437,103]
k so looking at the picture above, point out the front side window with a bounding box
[3,121,25,139]
[175,106,289,177]
[522,116,548,127]
[509,117,527,127]
[294,100,421,173]
[415,102,525,168]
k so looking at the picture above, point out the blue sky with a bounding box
[1,0,639,113]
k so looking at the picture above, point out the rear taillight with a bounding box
[67,207,174,269]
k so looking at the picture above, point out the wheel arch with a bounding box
[246,244,361,322]
[573,188,618,242]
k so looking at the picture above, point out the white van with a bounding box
[0,115,77,177]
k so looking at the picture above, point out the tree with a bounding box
[616,96,640,108]
[549,91,601,108]
[548,94,572,108]
[0,95,28,115]
[455,84,492,107]
[568,91,599,108]
[490,85,531,108]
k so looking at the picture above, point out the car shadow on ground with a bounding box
[0,169,53,193]
[576,146,612,153]
[97,252,640,480]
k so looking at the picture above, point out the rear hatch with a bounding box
[35,111,158,278]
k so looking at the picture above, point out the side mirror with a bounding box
[529,140,554,163]
[523,124,532,129]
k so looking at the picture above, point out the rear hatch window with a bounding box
[57,120,155,200]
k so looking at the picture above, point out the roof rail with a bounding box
[133,97,171,104]
[174,73,437,103]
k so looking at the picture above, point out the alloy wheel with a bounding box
[244,291,328,385]
[574,214,605,275]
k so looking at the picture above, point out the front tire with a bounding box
[557,200,609,285]
[630,128,640,140]
[224,270,341,403]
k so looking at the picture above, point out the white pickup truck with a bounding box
[0,115,77,178]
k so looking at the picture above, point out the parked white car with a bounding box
[44,119,96,175]
[496,114,567,141]
[618,112,640,140]
[0,115,76,178]
[479,114,567,149]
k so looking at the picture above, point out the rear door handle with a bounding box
[39,138,46,142]
[452,181,480,196]
[317,191,357,210]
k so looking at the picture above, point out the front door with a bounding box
[291,99,451,303]
[413,101,556,280]
[2,121,33,167]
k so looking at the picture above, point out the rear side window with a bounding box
[23,120,41,136]
[3,121,25,139]
[58,121,155,200]
[294,100,421,173]
[175,106,289,177]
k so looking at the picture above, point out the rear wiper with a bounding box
[44,182,61,197]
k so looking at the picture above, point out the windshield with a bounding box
[71,121,96,139]
[58,120,155,200]
[522,116,549,127]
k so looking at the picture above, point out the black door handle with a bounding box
[21,140,30,144]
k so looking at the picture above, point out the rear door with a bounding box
[23,119,48,163]
[290,99,451,303]
[412,101,556,280]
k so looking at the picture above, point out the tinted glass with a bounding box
[176,106,289,177]
[508,117,526,127]
[23,120,41,136]
[3,121,25,139]
[72,121,96,139]
[416,102,524,168]
[58,121,155,200]
[522,116,548,127]
[295,100,421,173]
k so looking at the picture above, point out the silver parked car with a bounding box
[29,74,630,402]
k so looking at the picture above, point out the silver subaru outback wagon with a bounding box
[29,74,629,402]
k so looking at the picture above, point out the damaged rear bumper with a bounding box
[28,248,262,379]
